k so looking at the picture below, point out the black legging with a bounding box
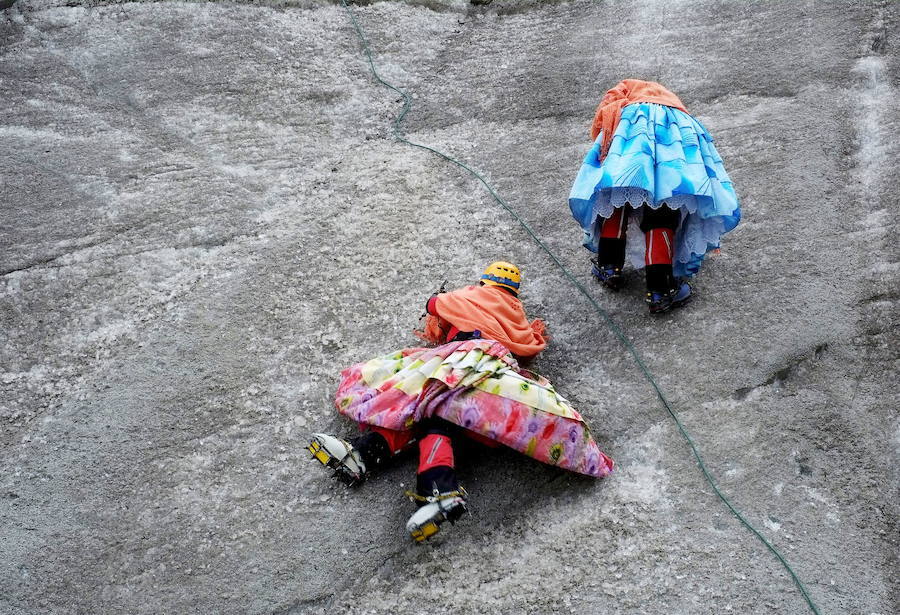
[639,203,679,232]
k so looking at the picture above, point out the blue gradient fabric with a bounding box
[569,103,741,277]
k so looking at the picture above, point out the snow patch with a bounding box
[861,209,889,230]
[802,485,832,506]
[852,55,893,196]
[614,424,671,507]
[0,125,85,143]
[870,261,899,275]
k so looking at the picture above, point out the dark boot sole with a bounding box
[649,292,692,314]
[591,264,626,291]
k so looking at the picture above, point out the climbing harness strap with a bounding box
[405,487,468,504]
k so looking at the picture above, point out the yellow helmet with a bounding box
[480,261,521,295]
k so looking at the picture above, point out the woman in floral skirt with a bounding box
[308,262,613,542]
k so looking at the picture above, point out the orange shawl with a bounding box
[589,79,688,161]
[417,285,547,358]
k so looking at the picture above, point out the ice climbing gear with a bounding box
[404,488,468,542]
[592,260,626,290]
[307,433,368,486]
[647,279,693,314]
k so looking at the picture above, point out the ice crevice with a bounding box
[2,231,254,278]
[732,343,829,400]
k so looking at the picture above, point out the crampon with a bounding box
[647,279,692,314]
[404,488,468,543]
[307,433,367,486]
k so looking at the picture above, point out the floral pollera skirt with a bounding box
[334,339,613,478]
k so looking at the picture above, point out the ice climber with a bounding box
[568,79,742,313]
[308,262,614,542]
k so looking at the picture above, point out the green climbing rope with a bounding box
[337,2,822,614]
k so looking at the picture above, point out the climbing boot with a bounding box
[405,488,468,543]
[307,433,367,486]
[646,279,692,314]
[592,260,626,290]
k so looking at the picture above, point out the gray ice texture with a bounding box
[1,1,898,614]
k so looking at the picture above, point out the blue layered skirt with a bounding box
[568,103,741,277]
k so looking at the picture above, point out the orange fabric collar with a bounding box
[589,79,688,161]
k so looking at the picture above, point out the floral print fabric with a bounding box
[335,339,614,478]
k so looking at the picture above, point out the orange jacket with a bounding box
[417,285,547,358]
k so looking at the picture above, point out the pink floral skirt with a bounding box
[334,339,613,478]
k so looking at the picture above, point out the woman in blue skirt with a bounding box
[568,79,741,313]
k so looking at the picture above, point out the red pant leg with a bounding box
[417,433,455,473]
[366,425,415,455]
[600,207,627,239]
[645,227,675,266]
